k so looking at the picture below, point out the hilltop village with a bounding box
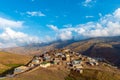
[14,49,104,75]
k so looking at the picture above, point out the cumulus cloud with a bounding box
[47,24,73,41]
[82,0,96,7]
[26,11,46,17]
[0,28,40,48]
[0,17,41,48]
[57,30,73,41]
[113,8,120,19]
[77,8,120,37]
[49,8,120,40]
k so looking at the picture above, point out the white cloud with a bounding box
[0,17,23,28]
[0,17,41,48]
[47,24,73,41]
[57,30,73,41]
[113,8,120,19]
[82,0,96,7]
[50,8,120,40]
[75,8,120,37]
[0,28,39,43]
[26,11,46,17]
[0,28,40,48]
[47,24,58,31]
[85,16,94,18]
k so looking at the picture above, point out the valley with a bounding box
[1,47,120,80]
[1,36,120,80]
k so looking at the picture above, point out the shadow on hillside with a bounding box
[82,43,120,68]
[0,65,23,77]
[0,68,14,77]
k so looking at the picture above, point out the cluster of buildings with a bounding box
[14,49,100,75]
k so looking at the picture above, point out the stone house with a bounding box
[40,62,51,68]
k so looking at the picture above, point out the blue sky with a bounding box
[0,0,120,48]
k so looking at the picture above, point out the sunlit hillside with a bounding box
[0,52,32,75]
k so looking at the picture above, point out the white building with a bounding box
[40,63,51,68]
[14,66,29,74]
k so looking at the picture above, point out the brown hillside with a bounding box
[0,52,32,74]
[0,52,32,65]
[65,39,120,67]
[7,67,68,80]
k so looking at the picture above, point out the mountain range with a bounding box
[1,36,120,68]
[0,36,120,80]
